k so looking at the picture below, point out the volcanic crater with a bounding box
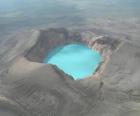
[0,28,126,116]
[25,28,121,80]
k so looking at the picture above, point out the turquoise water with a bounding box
[43,44,101,80]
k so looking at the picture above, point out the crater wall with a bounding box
[25,28,121,79]
[26,28,83,62]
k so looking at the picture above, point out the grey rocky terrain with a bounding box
[0,28,140,116]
